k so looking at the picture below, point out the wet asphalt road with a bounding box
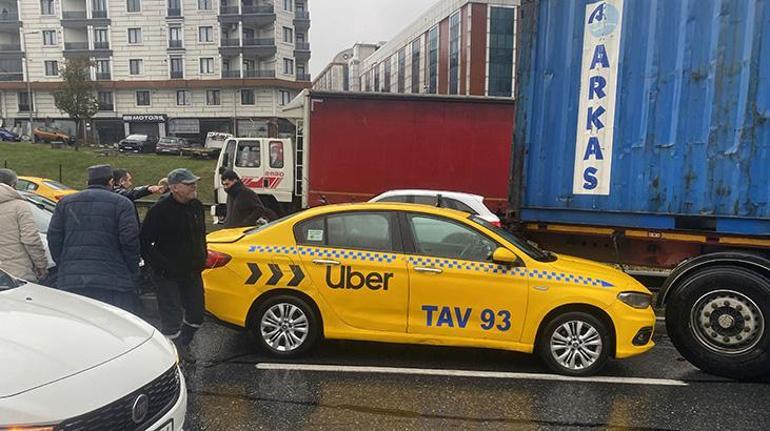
[177,318,770,431]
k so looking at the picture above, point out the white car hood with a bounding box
[0,283,155,398]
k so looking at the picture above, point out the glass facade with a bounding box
[411,39,420,93]
[397,47,406,93]
[427,26,438,94]
[488,7,515,97]
[383,58,391,92]
[448,12,460,95]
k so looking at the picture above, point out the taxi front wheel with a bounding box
[538,311,611,376]
[253,295,320,357]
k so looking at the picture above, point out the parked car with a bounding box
[19,190,56,269]
[370,189,502,227]
[156,136,193,155]
[33,127,75,144]
[0,268,187,429]
[15,176,78,202]
[0,127,21,142]
[118,134,158,153]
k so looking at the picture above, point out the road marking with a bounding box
[257,363,688,387]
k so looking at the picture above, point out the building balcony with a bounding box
[170,71,184,79]
[94,41,109,49]
[221,38,240,46]
[98,103,114,111]
[64,42,89,50]
[295,10,309,19]
[168,40,184,49]
[220,5,238,14]
[62,11,87,19]
[242,4,273,14]
[296,73,311,81]
[167,8,182,17]
[243,37,273,46]
[0,43,21,51]
[244,69,274,78]
[18,104,30,112]
[0,10,19,21]
[222,70,241,78]
[295,42,310,51]
[95,72,111,80]
[0,72,23,81]
[92,10,107,18]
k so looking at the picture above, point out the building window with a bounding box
[198,0,211,9]
[448,12,461,95]
[127,0,140,12]
[136,90,150,106]
[170,57,183,77]
[176,90,189,105]
[283,58,294,75]
[411,38,421,93]
[42,30,57,46]
[95,59,110,78]
[428,26,438,94]
[397,47,406,93]
[93,0,107,15]
[488,7,515,97]
[44,60,58,76]
[383,58,391,92]
[128,28,142,44]
[198,26,213,43]
[18,92,32,112]
[283,0,292,11]
[169,27,182,47]
[97,91,113,110]
[200,57,214,74]
[94,28,108,48]
[129,59,142,75]
[241,89,255,105]
[206,89,220,105]
[282,27,293,44]
[279,90,291,105]
[364,73,370,92]
[373,65,379,92]
[40,0,54,14]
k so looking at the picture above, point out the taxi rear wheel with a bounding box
[253,295,320,357]
[538,311,611,376]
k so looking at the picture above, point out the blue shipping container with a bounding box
[515,0,770,235]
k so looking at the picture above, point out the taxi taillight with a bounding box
[205,250,231,269]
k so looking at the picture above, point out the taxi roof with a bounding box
[298,202,474,221]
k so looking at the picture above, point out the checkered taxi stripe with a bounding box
[247,245,612,287]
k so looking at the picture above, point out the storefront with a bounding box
[122,114,167,138]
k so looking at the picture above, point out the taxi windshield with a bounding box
[469,215,556,262]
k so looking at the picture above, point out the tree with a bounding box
[53,58,99,151]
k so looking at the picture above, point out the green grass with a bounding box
[0,142,217,203]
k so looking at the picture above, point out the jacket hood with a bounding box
[225,181,246,196]
[0,183,22,204]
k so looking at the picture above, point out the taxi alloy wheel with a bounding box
[539,311,610,376]
[254,295,319,357]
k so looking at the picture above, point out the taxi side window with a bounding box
[295,216,325,246]
[327,212,394,252]
[407,214,496,262]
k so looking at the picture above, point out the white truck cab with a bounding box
[213,137,294,220]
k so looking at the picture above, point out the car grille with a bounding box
[56,365,180,431]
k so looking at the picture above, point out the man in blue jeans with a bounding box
[140,168,207,360]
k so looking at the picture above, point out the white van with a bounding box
[213,137,294,221]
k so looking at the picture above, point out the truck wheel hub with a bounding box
[691,290,765,355]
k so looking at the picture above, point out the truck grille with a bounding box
[56,365,180,431]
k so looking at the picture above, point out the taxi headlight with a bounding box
[617,292,652,309]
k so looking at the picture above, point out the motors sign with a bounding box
[573,0,623,195]
[122,114,167,123]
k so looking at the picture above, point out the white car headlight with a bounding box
[617,291,653,309]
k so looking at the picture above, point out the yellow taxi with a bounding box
[203,203,655,376]
[15,176,77,201]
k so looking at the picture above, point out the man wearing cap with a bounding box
[140,168,207,355]
[47,164,141,311]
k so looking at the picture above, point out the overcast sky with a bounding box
[309,0,438,76]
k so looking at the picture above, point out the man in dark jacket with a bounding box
[113,168,165,201]
[140,168,207,352]
[47,164,140,312]
[221,169,276,228]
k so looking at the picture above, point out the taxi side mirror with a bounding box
[492,247,520,265]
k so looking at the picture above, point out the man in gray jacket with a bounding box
[0,169,47,282]
[48,164,140,312]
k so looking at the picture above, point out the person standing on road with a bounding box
[140,168,207,354]
[0,169,48,282]
[47,164,141,312]
[221,169,277,228]
[113,169,165,201]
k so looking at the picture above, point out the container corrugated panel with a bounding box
[515,0,770,234]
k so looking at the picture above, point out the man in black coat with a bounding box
[113,168,165,201]
[221,169,276,228]
[47,164,140,312]
[140,168,207,353]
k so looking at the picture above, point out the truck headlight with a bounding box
[617,292,652,309]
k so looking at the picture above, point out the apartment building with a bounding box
[316,0,517,99]
[312,42,380,92]
[0,0,310,144]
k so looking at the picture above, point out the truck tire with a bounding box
[666,266,770,380]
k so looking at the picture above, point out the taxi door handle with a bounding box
[312,259,341,266]
[414,266,443,274]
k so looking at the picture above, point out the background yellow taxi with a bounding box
[15,176,77,201]
[203,203,655,376]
